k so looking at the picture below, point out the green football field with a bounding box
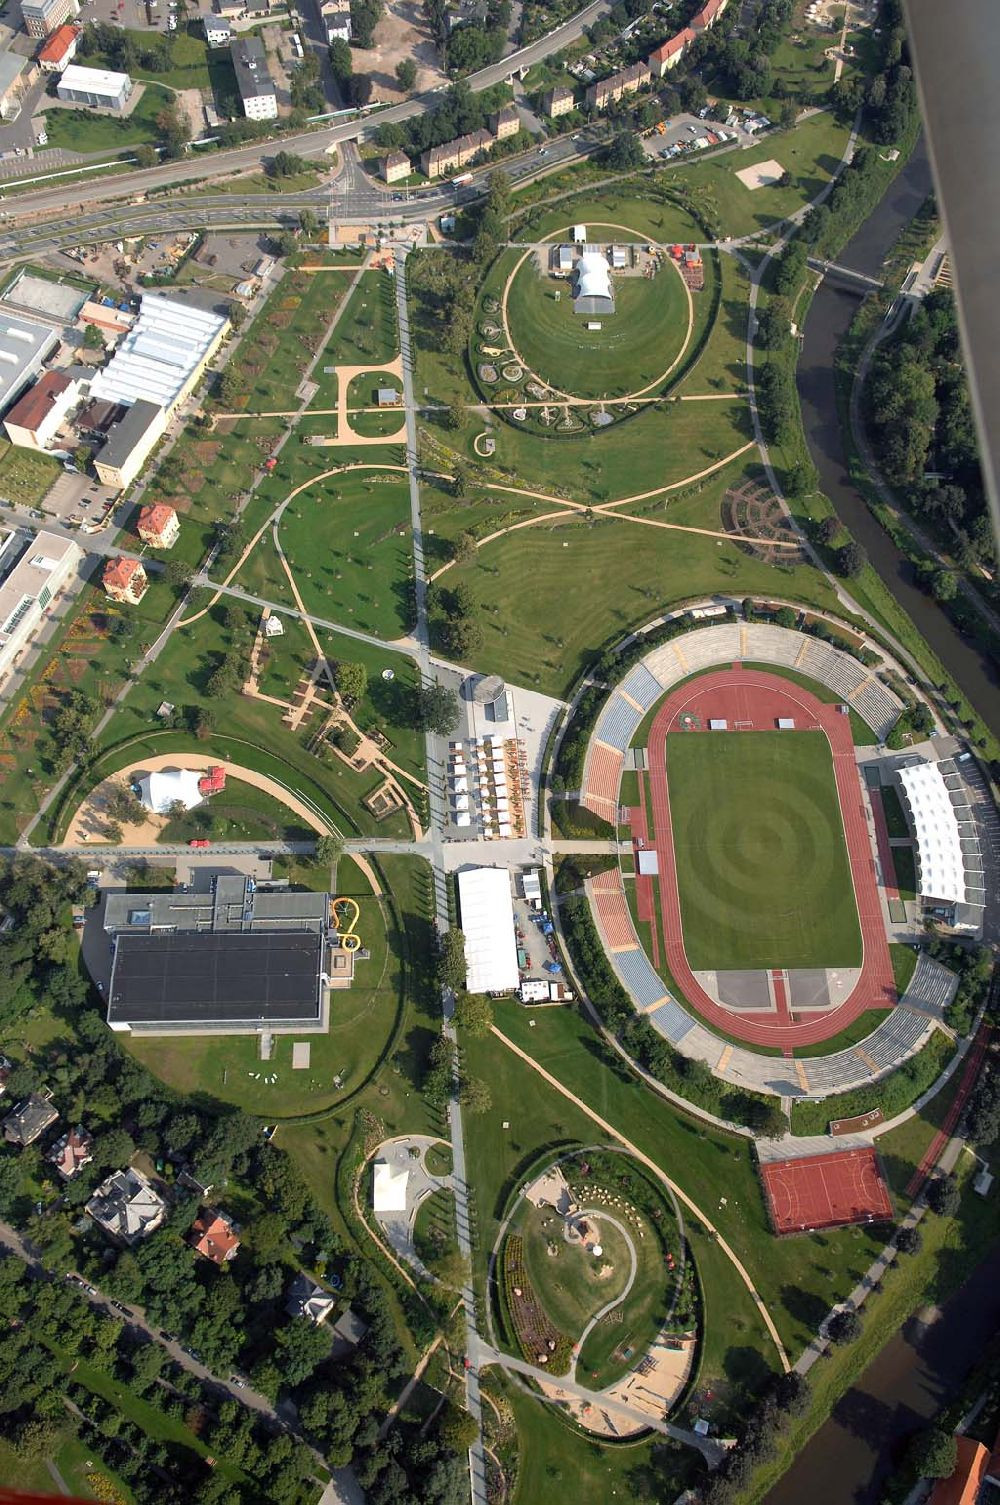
[665,731,863,971]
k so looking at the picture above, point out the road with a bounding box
[0,0,612,230]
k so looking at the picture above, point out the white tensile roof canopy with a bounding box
[896,762,968,904]
[135,768,204,815]
[373,1160,409,1213]
[457,867,519,994]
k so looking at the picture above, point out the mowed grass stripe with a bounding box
[665,731,862,970]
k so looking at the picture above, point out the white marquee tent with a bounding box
[457,867,519,994]
[135,768,204,815]
[373,1160,409,1214]
[896,762,969,904]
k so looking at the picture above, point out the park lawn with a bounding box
[880,783,910,838]
[515,187,707,244]
[891,943,918,996]
[315,268,399,378]
[230,269,352,411]
[687,1220,781,1436]
[516,1197,632,1337]
[676,249,749,395]
[505,254,690,399]
[421,485,543,566]
[347,405,409,439]
[127,855,398,1115]
[670,112,851,240]
[893,846,917,901]
[272,469,414,639]
[487,1001,889,1357]
[41,81,176,152]
[665,731,862,970]
[575,1213,675,1389]
[473,392,752,504]
[876,1061,968,1201]
[442,512,839,697]
[78,24,212,89]
[0,439,61,504]
[157,776,312,843]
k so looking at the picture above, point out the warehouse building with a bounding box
[456,867,519,994]
[0,311,58,413]
[0,531,82,689]
[93,397,166,490]
[103,877,337,1035]
[56,63,133,111]
[89,294,228,416]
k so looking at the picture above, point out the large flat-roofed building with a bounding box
[0,53,34,119]
[104,878,336,1035]
[230,37,278,120]
[89,295,228,417]
[57,63,132,110]
[0,530,82,689]
[456,867,519,994]
[0,311,58,414]
[22,0,78,37]
[93,397,166,490]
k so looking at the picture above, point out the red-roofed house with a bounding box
[37,22,80,71]
[137,502,179,550]
[103,557,148,605]
[3,369,80,451]
[648,26,695,74]
[929,1437,990,1505]
[189,1208,241,1264]
[690,0,728,30]
[47,1125,94,1180]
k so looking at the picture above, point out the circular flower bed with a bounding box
[501,363,524,383]
[478,363,499,384]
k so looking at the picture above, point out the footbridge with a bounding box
[807,257,885,293]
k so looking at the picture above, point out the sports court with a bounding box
[760,1147,893,1235]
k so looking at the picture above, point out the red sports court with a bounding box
[760,1147,893,1235]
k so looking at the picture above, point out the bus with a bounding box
[450,172,474,188]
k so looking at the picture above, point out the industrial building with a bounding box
[103,877,337,1035]
[57,63,133,111]
[456,867,519,994]
[0,530,82,689]
[0,311,59,414]
[89,295,228,416]
[93,398,166,490]
[230,37,278,121]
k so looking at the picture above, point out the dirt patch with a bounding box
[193,441,223,466]
[735,159,785,190]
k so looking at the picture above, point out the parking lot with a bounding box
[639,108,761,164]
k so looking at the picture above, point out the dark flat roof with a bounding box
[108,930,324,1026]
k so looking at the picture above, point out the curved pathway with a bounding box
[489,1024,791,1372]
[643,666,895,1050]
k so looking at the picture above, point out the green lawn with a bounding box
[230,269,353,411]
[505,254,690,399]
[893,847,917,901]
[677,248,748,396]
[41,80,176,152]
[891,943,918,996]
[665,731,862,970]
[515,187,707,244]
[0,439,61,504]
[126,855,398,1115]
[880,783,910,838]
[314,268,399,382]
[157,776,312,844]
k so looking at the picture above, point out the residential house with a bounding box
[330,1306,369,1356]
[2,1092,58,1147]
[203,14,232,44]
[3,370,80,452]
[48,1126,94,1181]
[285,1273,336,1324]
[86,1167,167,1245]
[489,103,519,141]
[929,1436,990,1505]
[137,502,180,549]
[420,127,493,180]
[37,22,81,72]
[318,0,351,41]
[381,150,410,183]
[690,0,728,31]
[189,1208,241,1264]
[541,84,573,118]
[102,557,149,605]
[584,61,649,112]
[230,36,278,121]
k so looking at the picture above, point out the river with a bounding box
[796,136,1000,740]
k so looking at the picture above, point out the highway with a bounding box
[0,0,611,228]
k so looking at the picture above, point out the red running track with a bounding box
[905,1022,992,1199]
[645,666,897,1050]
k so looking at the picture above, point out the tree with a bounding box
[755,298,791,350]
[905,1427,957,1481]
[453,992,493,1037]
[926,1173,960,1218]
[602,131,645,171]
[228,301,247,330]
[895,1225,922,1255]
[452,530,477,563]
[346,75,373,108]
[826,1308,861,1345]
[837,539,867,578]
[134,142,158,168]
[276,231,299,259]
[816,515,839,545]
[328,40,353,84]
[773,239,807,297]
[786,459,818,498]
[437,929,467,992]
[437,1399,478,1452]
[315,833,344,864]
[334,660,368,704]
[83,322,106,351]
[164,558,192,590]
[299,208,321,241]
[156,103,191,159]
[217,365,244,406]
[459,1076,492,1114]
[273,1319,332,1386]
[269,150,308,179]
[73,444,91,474]
[395,58,417,91]
[415,682,460,735]
[930,569,958,603]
